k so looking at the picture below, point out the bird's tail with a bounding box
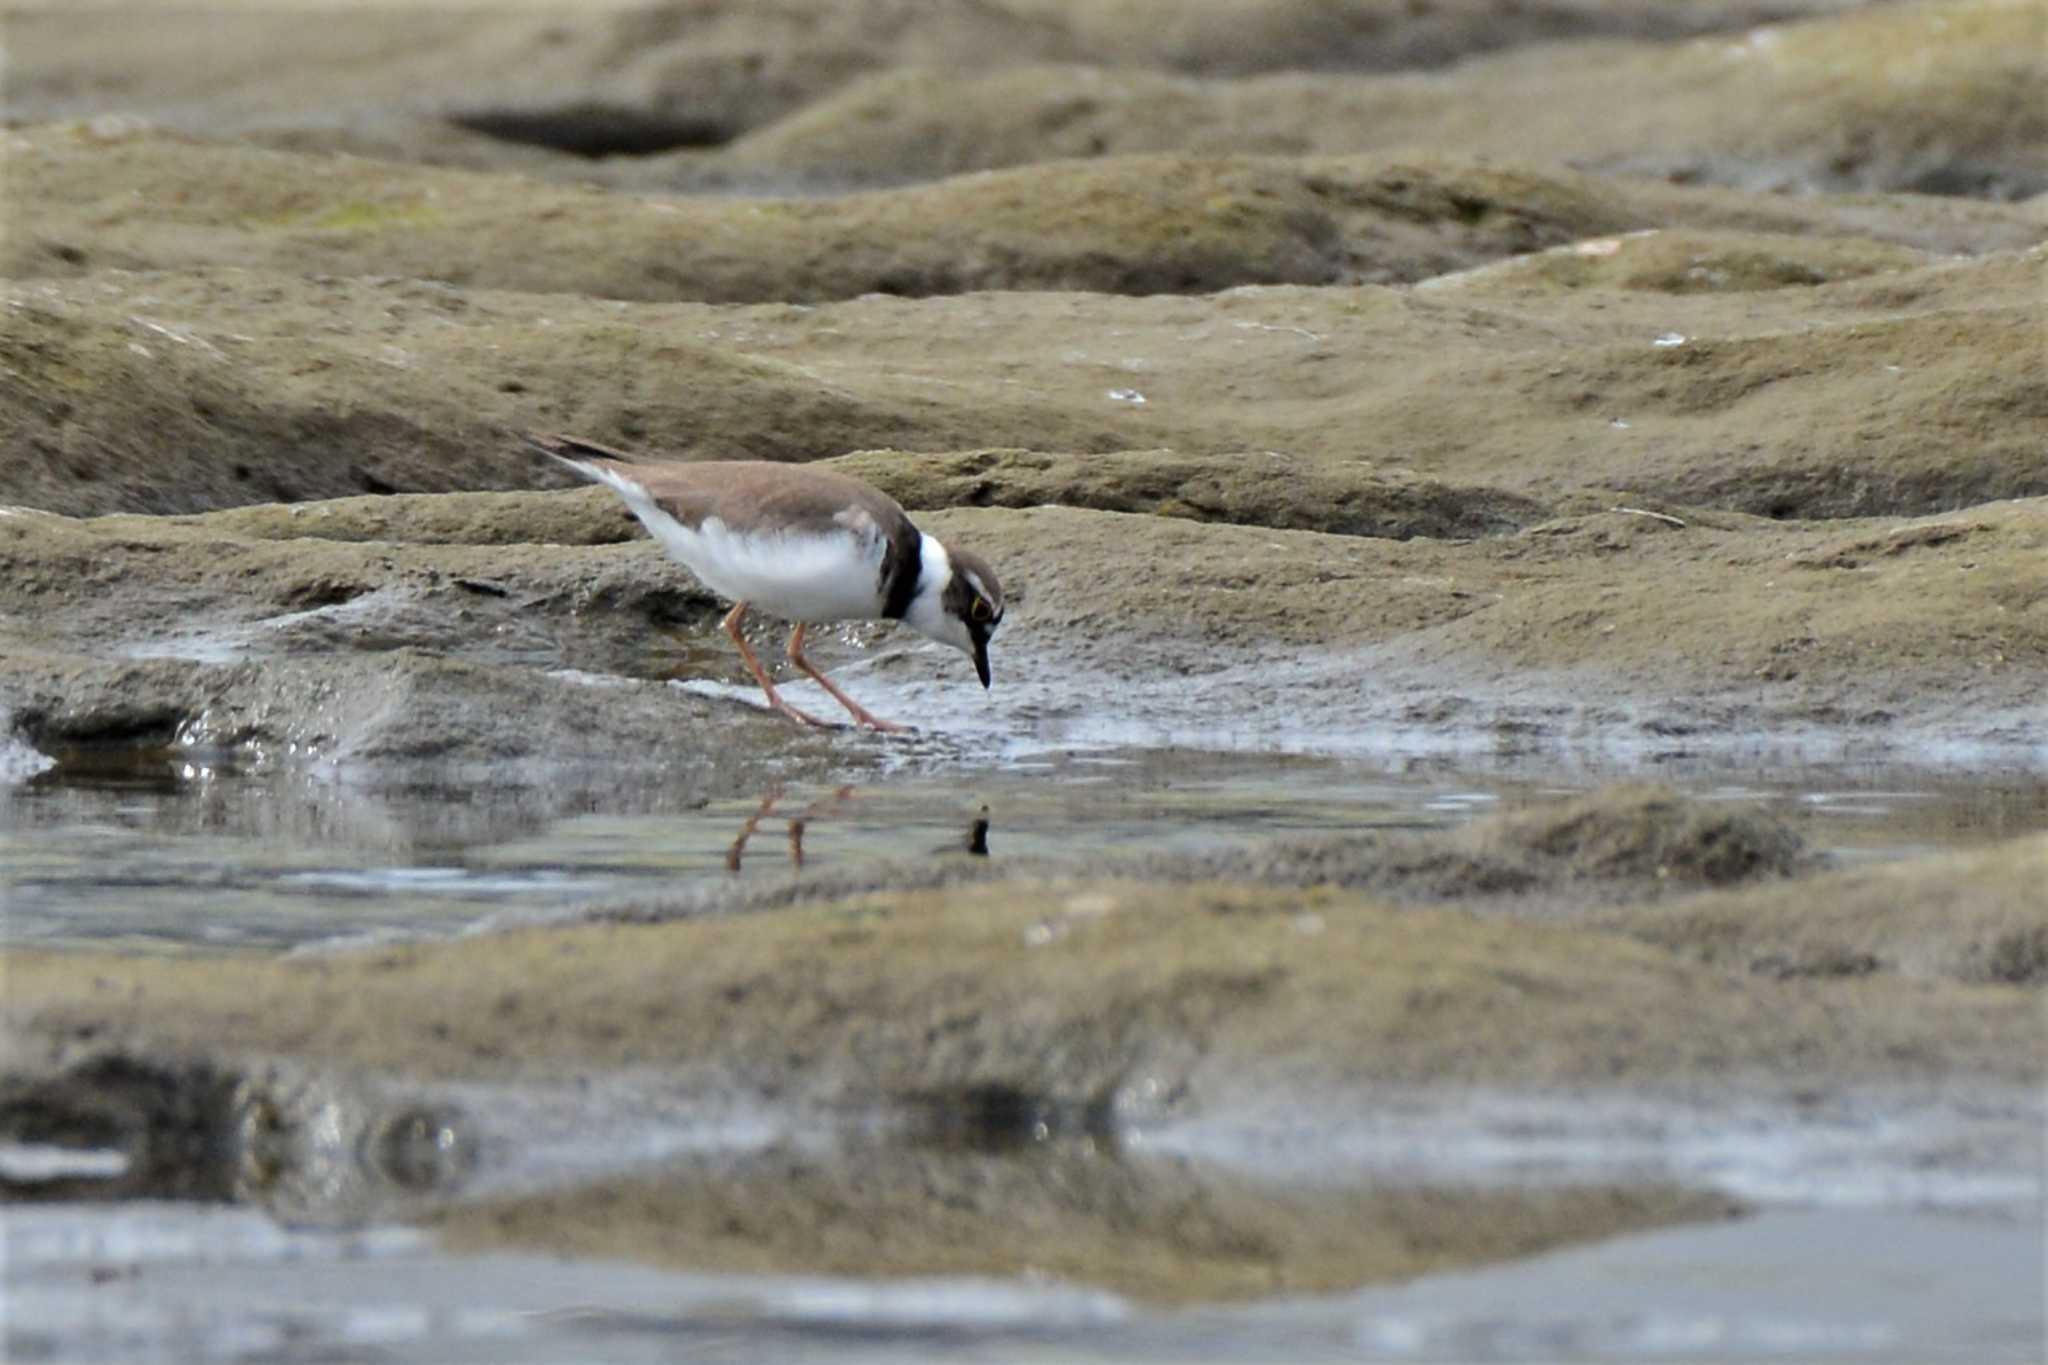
[513,430,640,479]
[512,430,672,524]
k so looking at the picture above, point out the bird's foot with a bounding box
[768,697,841,729]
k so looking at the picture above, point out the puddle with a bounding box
[0,1054,1735,1299]
[4,749,2044,952]
[3,1054,2039,1362]
[13,1199,2035,1363]
[4,747,2044,1361]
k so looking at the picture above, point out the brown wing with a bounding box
[521,432,918,542]
[632,459,928,615]
[629,461,914,541]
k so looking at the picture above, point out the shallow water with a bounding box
[4,748,2043,952]
[6,1128,2042,1364]
[4,748,2045,1362]
[9,1201,2043,1364]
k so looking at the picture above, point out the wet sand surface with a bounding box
[4,2,2046,1360]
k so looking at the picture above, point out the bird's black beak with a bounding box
[972,635,992,689]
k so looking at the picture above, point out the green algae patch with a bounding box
[247,194,448,235]
[281,198,445,234]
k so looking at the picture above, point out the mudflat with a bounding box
[2,2,2043,1356]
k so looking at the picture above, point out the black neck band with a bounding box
[882,532,923,620]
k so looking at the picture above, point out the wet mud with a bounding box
[4,2,2045,1357]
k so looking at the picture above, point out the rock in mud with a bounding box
[0,646,846,793]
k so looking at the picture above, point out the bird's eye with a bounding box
[970,598,994,624]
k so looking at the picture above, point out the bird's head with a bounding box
[907,540,1004,688]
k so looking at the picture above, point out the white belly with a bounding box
[649,514,884,623]
[571,457,891,623]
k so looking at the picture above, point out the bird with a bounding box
[520,432,1004,732]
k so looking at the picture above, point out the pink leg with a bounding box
[789,784,857,868]
[726,789,781,872]
[722,603,836,729]
[787,624,909,732]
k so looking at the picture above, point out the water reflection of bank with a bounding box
[0,1052,1732,1304]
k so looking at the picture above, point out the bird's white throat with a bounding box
[905,533,971,654]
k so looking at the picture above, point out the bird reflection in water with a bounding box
[724,789,993,872]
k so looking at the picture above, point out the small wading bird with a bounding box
[521,433,1004,732]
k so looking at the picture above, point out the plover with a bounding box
[521,433,1004,732]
